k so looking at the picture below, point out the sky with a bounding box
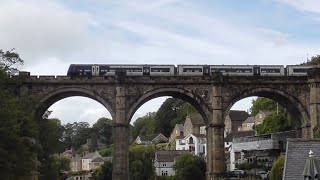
[1,0,320,126]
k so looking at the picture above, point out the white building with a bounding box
[154,150,189,177]
[81,151,101,171]
[176,133,207,157]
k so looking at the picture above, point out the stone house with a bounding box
[241,116,255,131]
[70,156,82,172]
[224,110,249,134]
[169,124,184,143]
[183,113,205,136]
[134,133,168,145]
[81,151,101,171]
[254,110,272,125]
[89,156,112,170]
[154,150,189,177]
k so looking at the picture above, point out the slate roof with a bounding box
[91,156,112,162]
[224,130,256,142]
[191,134,206,138]
[283,139,320,180]
[82,151,100,159]
[228,110,249,122]
[243,116,255,123]
[176,124,184,132]
[189,112,205,125]
[155,150,189,162]
[138,133,168,142]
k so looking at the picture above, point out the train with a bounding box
[67,64,316,77]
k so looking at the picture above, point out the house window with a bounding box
[161,171,168,176]
[259,114,262,118]
[176,129,178,134]
[189,137,194,144]
[94,163,100,166]
[163,162,166,167]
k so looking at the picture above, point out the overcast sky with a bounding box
[1,0,320,126]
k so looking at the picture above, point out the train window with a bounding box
[213,68,252,73]
[151,68,170,72]
[183,68,203,72]
[261,68,281,73]
[293,68,308,73]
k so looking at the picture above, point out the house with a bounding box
[81,151,101,171]
[254,110,272,125]
[70,156,82,172]
[229,130,300,171]
[241,116,255,131]
[176,133,207,157]
[61,148,75,159]
[169,124,184,143]
[224,110,249,134]
[183,113,205,136]
[89,156,112,170]
[134,133,168,145]
[283,139,320,180]
[154,150,189,176]
[224,130,256,149]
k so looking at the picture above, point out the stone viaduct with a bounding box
[10,69,320,180]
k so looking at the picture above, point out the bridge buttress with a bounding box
[112,84,130,180]
[206,85,226,180]
[308,69,320,138]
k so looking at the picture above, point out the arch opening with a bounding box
[128,88,211,125]
[226,88,309,127]
[34,87,115,121]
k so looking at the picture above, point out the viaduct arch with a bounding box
[11,69,320,180]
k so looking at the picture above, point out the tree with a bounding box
[131,112,156,138]
[92,117,113,145]
[129,145,156,180]
[173,154,206,180]
[269,155,285,180]
[250,97,297,134]
[0,49,39,179]
[155,98,197,137]
[93,161,112,180]
[302,55,320,65]
[0,49,23,75]
[250,97,283,116]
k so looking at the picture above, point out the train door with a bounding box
[92,65,99,76]
[96,66,100,76]
[253,66,260,76]
[143,66,150,76]
[203,66,210,76]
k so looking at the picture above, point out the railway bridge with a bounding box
[10,68,320,180]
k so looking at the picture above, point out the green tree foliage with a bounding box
[129,145,156,180]
[255,112,286,135]
[38,118,67,179]
[302,55,320,65]
[269,155,285,180]
[0,49,39,179]
[39,154,70,180]
[93,161,112,180]
[131,112,156,138]
[92,117,113,145]
[99,145,114,157]
[155,98,197,137]
[250,97,283,116]
[173,154,206,180]
[250,97,297,134]
[0,49,23,75]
